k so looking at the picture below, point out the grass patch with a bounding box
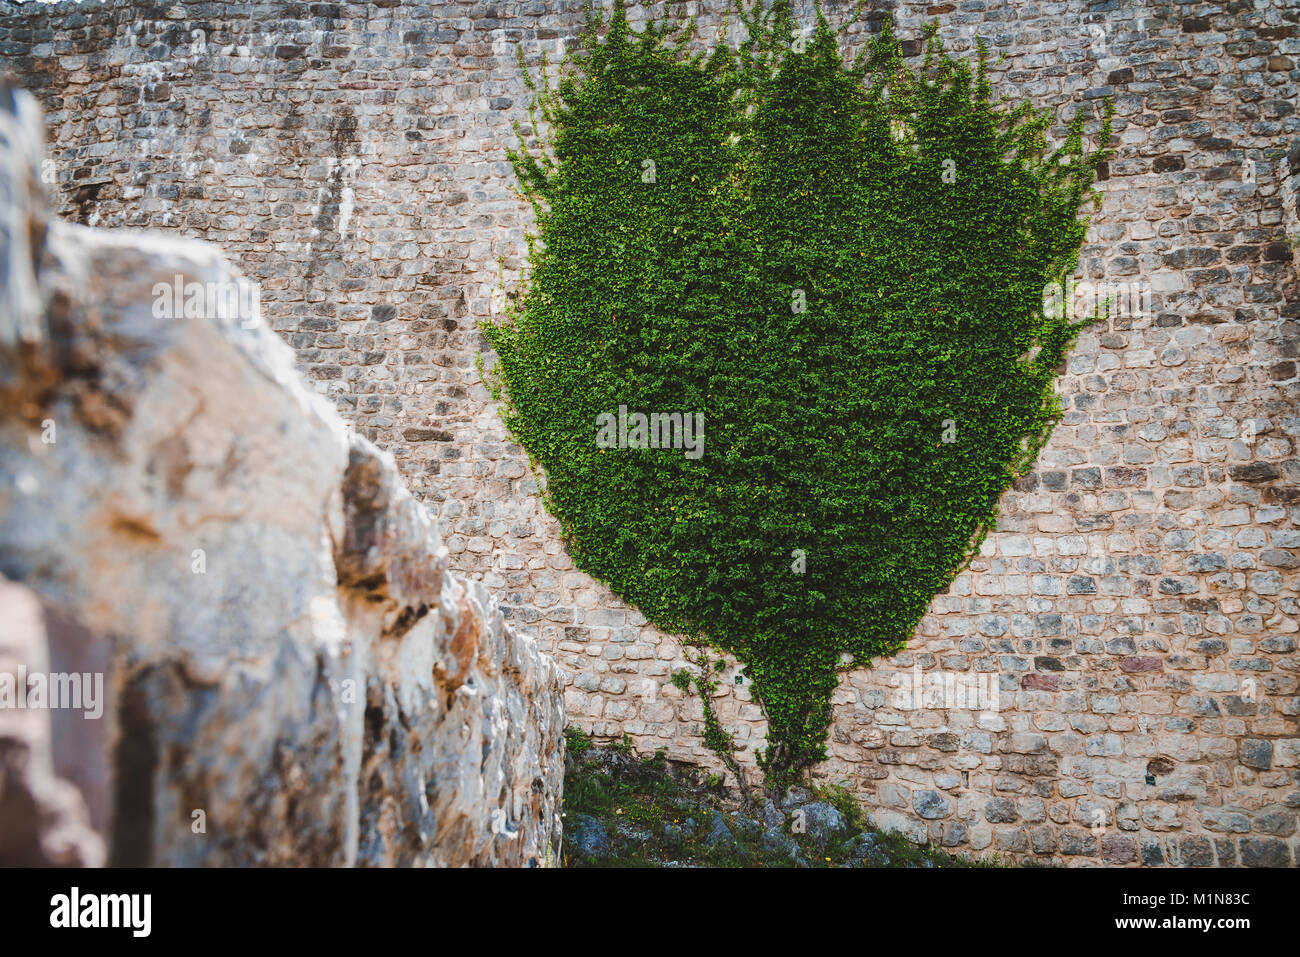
[561,740,1035,869]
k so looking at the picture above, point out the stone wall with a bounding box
[3,0,1298,866]
[0,78,564,867]
[1282,139,1300,272]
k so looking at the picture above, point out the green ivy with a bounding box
[485,1,1112,791]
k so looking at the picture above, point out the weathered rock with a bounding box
[760,825,806,866]
[757,797,785,830]
[0,83,564,868]
[568,814,609,859]
[779,786,814,810]
[913,790,954,821]
[841,831,885,865]
[0,579,103,866]
[794,801,847,845]
[984,797,1018,824]
[703,810,737,849]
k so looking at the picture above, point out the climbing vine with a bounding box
[484,1,1112,792]
[671,641,754,806]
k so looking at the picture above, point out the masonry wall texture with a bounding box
[2,0,1298,866]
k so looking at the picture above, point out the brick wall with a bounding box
[3,0,1298,866]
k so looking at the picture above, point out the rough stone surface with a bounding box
[0,82,564,867]
[568,814,609,860]
[0,579,104,866]
[842,831,885,864]
[795,801,848,845]
[704,809,737,849]
[761,825,807,866]
[3,0,1298,866]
